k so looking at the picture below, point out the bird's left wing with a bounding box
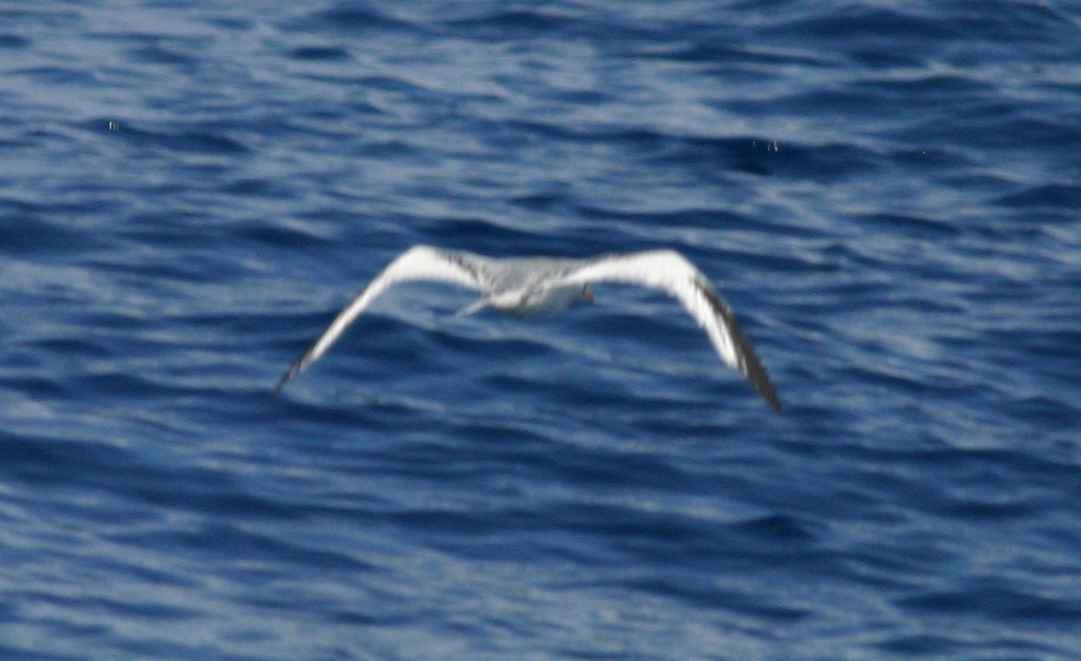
[557,250,781,413]
[275,245,491,393]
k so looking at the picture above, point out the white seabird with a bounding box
[275,245,781,413]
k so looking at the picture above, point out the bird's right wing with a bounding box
[275,245,490,392]
[557,250,781,413]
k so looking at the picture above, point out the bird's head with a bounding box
[580,284,595,304]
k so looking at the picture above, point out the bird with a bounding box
[274,245,781,413]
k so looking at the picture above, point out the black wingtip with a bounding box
[697,283,783,415]
[272,356,306,396]
[272,372,289,396]
[736,338,782,415]
[735,335,782,415]
[756,373,783,415]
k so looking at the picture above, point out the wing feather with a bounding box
[559,250,781,413]
[274,245,490,392]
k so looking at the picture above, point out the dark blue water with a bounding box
[2,2,1080,658]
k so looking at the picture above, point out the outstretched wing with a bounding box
[558,250,781,413]
[275,245,491,393]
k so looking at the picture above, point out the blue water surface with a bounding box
[2,2,1080,659]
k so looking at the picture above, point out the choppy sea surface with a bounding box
[2,2,1080,659]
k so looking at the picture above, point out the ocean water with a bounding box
[2,1,1080,659]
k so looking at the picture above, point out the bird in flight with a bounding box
[275,245,781,413]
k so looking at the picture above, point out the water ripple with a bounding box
[2,1,1081,659]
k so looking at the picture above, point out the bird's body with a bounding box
[275,245,781,413]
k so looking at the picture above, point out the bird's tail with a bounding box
[455,297,491,317]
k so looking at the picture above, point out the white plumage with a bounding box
[275,245,781,413]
